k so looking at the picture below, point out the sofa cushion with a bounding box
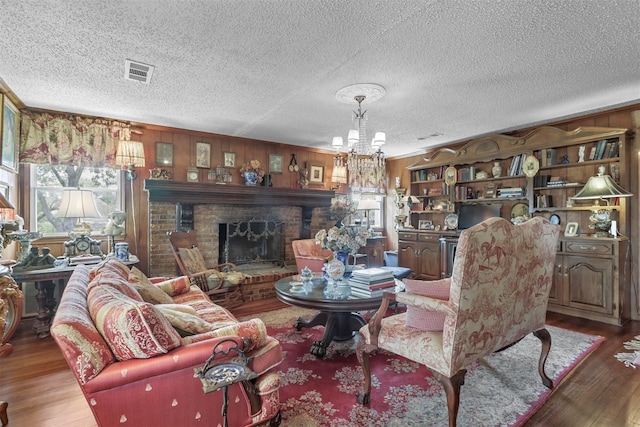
[89,257,131,281]
[404,279,451,331]
[87,275,143,302]
[88,285,182,361]
[128,267,174,304]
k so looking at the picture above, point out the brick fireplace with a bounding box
[145,180,335,301]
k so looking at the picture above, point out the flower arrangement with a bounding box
[239,159,265,183]
[315,225,371,254]
[330,198,357,223]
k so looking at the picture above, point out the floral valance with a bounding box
[19,110,131,167]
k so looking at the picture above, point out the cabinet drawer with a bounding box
[398,232,418,241]
[418,233,440,242]
[564,240,613,256]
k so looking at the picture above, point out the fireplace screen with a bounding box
[219,219,285,265]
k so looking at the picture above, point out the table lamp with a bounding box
[0,193,15,255]
[56,189,104,259]
[571,165,632,237]
[357,199,379,230]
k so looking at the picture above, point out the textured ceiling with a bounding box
[0,0,638,158]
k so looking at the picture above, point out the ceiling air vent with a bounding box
[124,59,155,84]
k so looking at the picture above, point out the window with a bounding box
[30,164,123,235]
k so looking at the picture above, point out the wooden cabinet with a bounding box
[548,237,626,326]
[398,231,442,281]
[358,237,385,268]
[399,125,631,325]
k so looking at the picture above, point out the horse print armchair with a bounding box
[357,217,560,427]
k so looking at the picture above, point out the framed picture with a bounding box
[223,151,236,168]
[1,95,20,173]
[196,142,211,168]
[308,162,324,184]
[155,142,173,166]
[564,222,579,237]
[269,154,283,174]
[418,220,433,230]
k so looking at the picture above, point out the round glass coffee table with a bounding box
[274,275,403,358]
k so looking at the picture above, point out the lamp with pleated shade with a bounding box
[571,165,632,237]
[116,140,146,180]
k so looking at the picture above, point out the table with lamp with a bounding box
[9,188,138,337]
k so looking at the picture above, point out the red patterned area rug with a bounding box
[241,306,604,427]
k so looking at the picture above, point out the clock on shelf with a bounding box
[187,167,199,182]
[63,233,104,263]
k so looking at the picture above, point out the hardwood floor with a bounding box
[1,299,639,427]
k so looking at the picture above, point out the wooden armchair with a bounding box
[292,239,333,273]
[0,272,23,425]
[167,230,245,309]
[356,217,560,427]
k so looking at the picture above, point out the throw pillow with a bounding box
[155,276,192,297]
[88,285,182,361]
[155,305,216,335]
[404,279,451,332]
[128,267,174,305]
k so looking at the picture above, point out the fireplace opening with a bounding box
[219,219,285,266]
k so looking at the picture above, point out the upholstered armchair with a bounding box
[168,230,245,308]
[0,273,23,425]
[357,217,560,427]
[292,239,333,273]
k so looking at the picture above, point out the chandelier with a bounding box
[332,84,387,192]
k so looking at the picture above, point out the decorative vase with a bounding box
[334,251,349,267]
[243,171,259,186]
[325,253,346,283]
[492,161,502,178]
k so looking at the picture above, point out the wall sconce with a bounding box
[571,165,632,237]
[116,140,146,180]
[330,154,347,190]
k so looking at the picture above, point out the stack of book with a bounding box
[348,268,396,297]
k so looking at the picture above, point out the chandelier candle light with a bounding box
[332,83,387,192]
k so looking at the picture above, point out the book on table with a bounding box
[348,278,396,290]
[350,285,394,298]
[350,268,394,281]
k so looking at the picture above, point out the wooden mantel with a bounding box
[144,179,336,207]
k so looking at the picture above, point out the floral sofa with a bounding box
[51,258,282,427]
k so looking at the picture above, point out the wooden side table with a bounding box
[11,255,139,338]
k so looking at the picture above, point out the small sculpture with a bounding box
[578,145,585,162]
[102,211,126,236]
[298,168,309,189]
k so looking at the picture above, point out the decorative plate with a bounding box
[522,155,540,178]
[549,214,561,225]
[445,213,458,230]
[444,166,457,186]
[510,203,530,224]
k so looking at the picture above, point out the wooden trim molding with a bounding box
[144,179,335,207]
